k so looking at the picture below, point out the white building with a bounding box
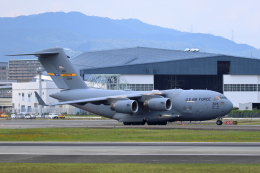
[223,75,260,108]
[12,81,77,114]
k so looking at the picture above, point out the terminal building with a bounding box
[9,47,260,113]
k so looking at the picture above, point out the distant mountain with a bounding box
[0,11,258,61]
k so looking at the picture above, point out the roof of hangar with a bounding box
[70,47,220,70]
[69,47,260,75]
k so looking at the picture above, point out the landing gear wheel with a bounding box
[216,120,223,125]
[147,122,167,125]
[123,122,131,125]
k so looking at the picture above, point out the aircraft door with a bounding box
[200,103,209,120]
[183,105,193,115]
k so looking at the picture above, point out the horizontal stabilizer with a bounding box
[6,52,59,57]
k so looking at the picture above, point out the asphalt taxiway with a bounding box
[0,142,259,164]
[0,119,260,131]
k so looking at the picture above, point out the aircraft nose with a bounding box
[226,100,233,113]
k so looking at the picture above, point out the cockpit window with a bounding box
[214,95,227,100]
[214,96,220,100]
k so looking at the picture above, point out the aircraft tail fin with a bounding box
[7,48,88,90]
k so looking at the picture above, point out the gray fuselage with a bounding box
[50,88,233,123]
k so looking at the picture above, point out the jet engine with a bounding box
[144,98,172,111]
[110,100,138,114]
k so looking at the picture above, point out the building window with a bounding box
[127,84,154,91]
[28,94,31,102]
[21,105,25,112]
[224,84,258,92]
[22,93,24,101]
[27,106,32,112]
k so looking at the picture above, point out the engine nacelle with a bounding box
[110,100,138,114]
[144,98,172,111]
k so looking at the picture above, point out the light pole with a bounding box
[36,67,43,117]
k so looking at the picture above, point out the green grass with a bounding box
[0,128,259,142]
[1,163,259,173]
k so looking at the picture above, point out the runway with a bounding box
[0,142,260,164]
[1,120,259,164]
[1,119,260,131]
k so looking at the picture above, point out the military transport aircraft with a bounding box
[8,48,233,125]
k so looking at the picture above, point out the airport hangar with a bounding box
[71,47,260,108]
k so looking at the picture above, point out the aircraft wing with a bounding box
[35,91,164,106]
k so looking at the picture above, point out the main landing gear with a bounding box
[123,122,145,125]
[216,120,223,125]
[147,121,167,125]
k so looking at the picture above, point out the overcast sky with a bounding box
[1,0,259,48]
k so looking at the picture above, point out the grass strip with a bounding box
[0,128,259,142]
[1,163,260,173]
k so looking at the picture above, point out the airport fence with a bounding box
[3,108,91,116]
[227,111,260,118]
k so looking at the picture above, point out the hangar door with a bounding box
[154,61,230,93]
[154,75,223,93]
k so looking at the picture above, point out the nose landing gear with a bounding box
[216,120,223,125]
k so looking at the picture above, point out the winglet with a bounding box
[35,91,48,106]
